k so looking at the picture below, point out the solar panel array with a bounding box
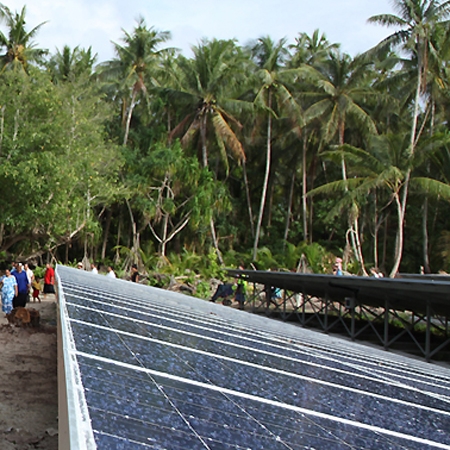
[57,265,450,449]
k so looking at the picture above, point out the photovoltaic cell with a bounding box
[56,265,450,449]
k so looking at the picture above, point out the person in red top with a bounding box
[43,263,55,297]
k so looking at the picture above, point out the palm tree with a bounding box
[168,38,248,168]
[302,52,377,272]
[47,45,97,83]
[250,36,303,260]
[288,30,340,243]
[366,0,450,275]
[167,38,250,263]
[309,130,450,274]
[289,29,340,68]
[0,4,47,73]
[97,17,171,146]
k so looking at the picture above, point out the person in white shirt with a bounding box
[24,263,34,284]
[91,263,98,274]
[106,266,116,278]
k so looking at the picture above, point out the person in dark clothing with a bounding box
[210,283,234,304]
[131,264,139,283]
[12,263,30,308]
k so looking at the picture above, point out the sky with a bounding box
[3,0,396,63]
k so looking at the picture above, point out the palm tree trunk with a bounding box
[101,208,112,260]
[161,212,169,257]
[302,135,308,242]
[210,217,223,265]
[373,191,379,269]
[390,191,404,277]
[123,89,137,146]
[201,113,208,168]
[283,171,295,243]
[422,198,430,273]
[390,66,422,276]
[242,160,255,238]
[339,120,366,273]
[125,197,140,265]
[199,109,222,264]
[422,101,435,273]
[253,91,272,261]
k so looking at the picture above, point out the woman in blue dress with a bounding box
[1,269,18,314]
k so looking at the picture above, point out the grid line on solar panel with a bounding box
[79,361,306,449]
[63,292,445,399]
[73,351,450,449]
[57,267,450,449]
[79,356,435,450]
[64,296,450,412]
[74,334,450,442]
[68,314,450,419]
[62,283,450,381]
[68,310,448,446]
[62,282,450,384]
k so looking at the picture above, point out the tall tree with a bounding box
[47,45,97,83]
[0,4,47,73]
[168,38,248,169]
[250,36,303,260]
[289,30,340,243]
[98,17,171,146]
[302,52,377,272]
[367,0,450,275]
[167,39,250,263]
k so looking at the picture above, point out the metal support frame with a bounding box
[240,282,450,362]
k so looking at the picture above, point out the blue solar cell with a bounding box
[57,266,450,450]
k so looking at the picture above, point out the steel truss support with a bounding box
[241,283,450,362]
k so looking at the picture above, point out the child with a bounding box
[32,277,42,303]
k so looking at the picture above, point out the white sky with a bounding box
[3,1,396,63]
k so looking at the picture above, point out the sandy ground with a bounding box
[0,295,58,450]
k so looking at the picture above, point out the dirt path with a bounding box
[0,297,58,450]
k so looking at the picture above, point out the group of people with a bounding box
[77,261,140,283]
[0,263,56,316]
[332,256,384,277]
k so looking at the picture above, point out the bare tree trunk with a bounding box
[242,160,255,238]
[267,182,275,230]
[201,113,208,168]
[390,71,422,276]
[253,92,272,261]
[390,191,405,277]
[422,197,430,273]
[283,171,295,243]
[101,209,112,261]
[373,191,379,269]
[160,182,171,258]
[123,89,137,146]
[421,101,435,273]
[339,120,366,273]
[0,105,5,155]
[302,136,308,242]
[125,198,141,267]
[210,218,223,265]
[198,110,223,264]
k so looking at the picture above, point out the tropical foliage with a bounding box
[2,1,450,281]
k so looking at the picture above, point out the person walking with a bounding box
[12,263,30,308]
[1,269,18,315]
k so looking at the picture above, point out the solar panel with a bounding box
[56,265,450,449]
